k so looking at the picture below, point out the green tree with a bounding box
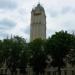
[29,39,47,75]
[2,38,13,61]
[0,40,4,67]
[46,31,73,75]
[18,43,29,75]
[66,35,75,66]
[5,36,26,75]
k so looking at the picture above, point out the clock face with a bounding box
[34,12,41,16]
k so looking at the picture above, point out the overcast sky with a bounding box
[0,0,75,41]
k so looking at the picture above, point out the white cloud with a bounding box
[0,0,18,10]
[0,0,75,42]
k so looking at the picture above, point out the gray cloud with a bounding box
[71,8,75,14]
[0,0,17,10]
[48,10,58,17]
[0,19,16,29]
[61,6,71,14]
[47,6,74,18]
[0,32,9,39]
[47,29,56,37]
[21,26,30,35]
[0,0,75,41]
[61,21,75,30]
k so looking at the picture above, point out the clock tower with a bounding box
[30,4,46,41]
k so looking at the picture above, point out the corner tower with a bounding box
[30,4,46,41]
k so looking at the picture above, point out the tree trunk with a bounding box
[58,66,61,75]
